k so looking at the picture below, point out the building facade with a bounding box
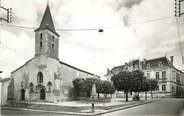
[10,5,99,103]
[105,57,184,97]
[0,78,11,106]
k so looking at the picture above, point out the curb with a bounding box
[1,99,159,116]
[94,100,158,115]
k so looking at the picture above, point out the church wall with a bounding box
[60,64,98,100]
[11,55,99,102]
[12,56,63,102]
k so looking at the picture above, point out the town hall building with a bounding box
[10,5,99,103]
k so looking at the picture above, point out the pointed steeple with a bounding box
[35,4,59,37]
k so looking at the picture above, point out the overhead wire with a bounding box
[0,16,175,31]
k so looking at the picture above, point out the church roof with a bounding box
[60,61,100,78]
[11,57,100,78]
[35,5,59,37]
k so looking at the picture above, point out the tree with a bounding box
[141,78,150,100]
[72,78,85,99]
[83,78,96,97]
[111,71,134,102]
[132,70,145,98]
[73,77,104,98]
[94,78,103,99]
[101,81,115,97]
[149,79,158,99]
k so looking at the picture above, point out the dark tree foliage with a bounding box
[73,77,113,99]
[111,71,134,102]
[72,78,85,99]
[101,81,115,96]
[111,70,158,101]
[132,70,146,92]
[149,79,158,99]
[141,78,150,100]
[95,78,103,99]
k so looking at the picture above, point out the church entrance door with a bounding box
[21,89,25,100]
[40,89,45,100]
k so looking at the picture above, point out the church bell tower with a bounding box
[34,5,59,59]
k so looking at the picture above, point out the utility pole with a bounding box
[175,0,184,64]
[175,0,184,17]
[0,1,13,23]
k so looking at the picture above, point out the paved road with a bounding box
[1,98,183,116]
[0,109,73,116]
[101,98,184,116]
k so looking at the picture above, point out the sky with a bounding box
[1,0,184,78]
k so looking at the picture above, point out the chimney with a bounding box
[143,59,146,65]
[170,56,174,65]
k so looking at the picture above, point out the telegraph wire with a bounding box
[0,16,175,32]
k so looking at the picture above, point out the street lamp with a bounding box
[98,29,103,33]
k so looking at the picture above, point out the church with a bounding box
[10,5,99,102]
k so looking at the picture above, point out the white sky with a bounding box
[1,0,184,78]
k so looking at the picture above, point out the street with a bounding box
[100,98,184,116]
[0,109,73,116]
[0,98,184,116]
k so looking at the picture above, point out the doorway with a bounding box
[21,89,25,100]
[40,89,45,100]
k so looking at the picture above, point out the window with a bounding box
[47,81,52,92]
[52,43,54,50]
[147,73,150,78]
[29,83,34,92]
[40,33,42,39]
[37,72,43,83]
[162,71,166,80]
[176,73,180,83]
[147,64,150,69]
[51,36,54,50]
[162,85,166,91]
[40,33,43,50]
[40,42,42,48]
[52,36,54,41]
[156,72,159,80]
[158,62,163,67]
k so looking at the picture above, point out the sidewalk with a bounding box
[1,98,160,116]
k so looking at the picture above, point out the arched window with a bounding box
[51,36,54,51]
[47,81,52,92]
[29,82,34,92]
[40,33,42,39]
[40,33,43,50]
[37,72,43,83]
[40,42,42,48]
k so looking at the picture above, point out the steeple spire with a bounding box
[35,4,59,37]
